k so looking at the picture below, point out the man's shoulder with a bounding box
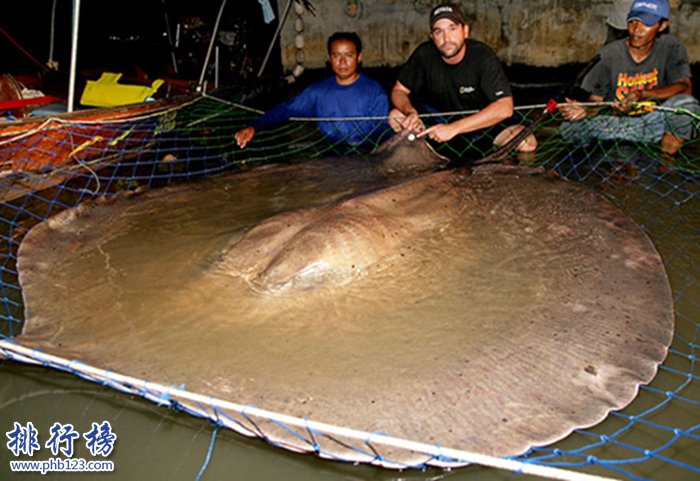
[400,42,442,76]
[304,75,344,95]
[463,39,501,65]
[599,34,685,59]
[654,34,686,50]
[309,75,339,88]
[599,38,627,57]
[348,74,388,99]
[415,40,436,52]
[410,41,440,60]
[356,73,384,89]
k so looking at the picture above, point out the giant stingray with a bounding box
[15,133,674,465]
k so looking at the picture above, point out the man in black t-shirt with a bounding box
[389,3,535,154]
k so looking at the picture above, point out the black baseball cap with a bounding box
[430,3,466,28]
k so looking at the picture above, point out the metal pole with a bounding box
[214,46,219,89]
[197,0,228,91]
[257,0,293,78]
[160,0,179,74]
[67,0,81,112]
[47,0,58,69]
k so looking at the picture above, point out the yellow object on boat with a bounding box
[80,72,164,108]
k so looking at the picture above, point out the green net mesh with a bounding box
[0,92,698,480]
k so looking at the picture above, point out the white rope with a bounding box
[0,118,56,146]
[199,92,264,113]
[52,96,203,126]
[0,96,204,148]
[0,339,618,481]
[185,93,264,128]
[653,104,700,121]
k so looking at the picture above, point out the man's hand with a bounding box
[417,123,458,143]
[388,108,424,133]
[558,98,588,121]
[617,89,648,114]
[234,126,256,148]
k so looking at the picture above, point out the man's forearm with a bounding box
[390,89,418,116]
[448,97,513,135]
[642,78,693,101]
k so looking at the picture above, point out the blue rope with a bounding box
[195,425,219,481]
[0,101,699,479]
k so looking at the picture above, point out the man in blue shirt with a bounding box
[235,32,389,149]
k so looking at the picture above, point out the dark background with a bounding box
[1,0,282,95]
[2,1,698,107]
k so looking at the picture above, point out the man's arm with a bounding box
[234,84,319,148]
[234,100,292,148]
[560,76,693,122]
[389,81,424,132]
[624,77,693,104]
[418,96,513,143]
[558,93,604,121]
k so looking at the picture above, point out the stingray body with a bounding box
[15,136,674,464]
[214,168,465,292]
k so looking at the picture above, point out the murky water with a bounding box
[1,157,698,480]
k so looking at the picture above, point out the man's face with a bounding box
[430,18,468,62]
[329,39,362,85]
[627,19,668,49]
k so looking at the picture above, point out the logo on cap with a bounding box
[627,0,670,25]
[433,6,454,16]
[430,3,466,27]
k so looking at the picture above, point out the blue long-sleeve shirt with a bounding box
[251,73,389,146]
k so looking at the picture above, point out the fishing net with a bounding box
[0,91,698,481]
